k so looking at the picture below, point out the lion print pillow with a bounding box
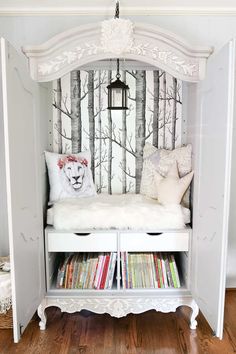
[45,151,96,203]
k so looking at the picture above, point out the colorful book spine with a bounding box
[94,254,103,289]
[100,255,110,289]
[56,259,64,288]
[125,252,129,289]
[170,254,181,288]
[157,254,164,288]
[153,253,161,288]
[149,253,155,288]
[65,255,73,289]
[160,253,168,288]
[78,254,87,289]
[121,252,126,289]
[75,255,83,289]
[68,255,76,289]
[130,254,136,288]
[168,254,178,288]
[84,255,92,289]
[150,253,158,288]
[164,253,174,288]
[107,252,117,289]
[105,253,114,289]
[89,257,99,289]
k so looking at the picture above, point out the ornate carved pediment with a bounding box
[22,22,212,82]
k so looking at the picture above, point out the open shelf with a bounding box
[47,252,118,291]
[46,250,189,293]
[120,251,185,290]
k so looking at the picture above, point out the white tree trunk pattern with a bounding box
[71,70,82,153]
[108,70,113,195]
[135,70,146,193]
[172,77,177,150]
[98,70,102,191]
[53,69,182,194]
[121,71,127,194]
[152,70,159,148]
[56,78,62,153]
[162,72,167,149]
[88,70,95,180]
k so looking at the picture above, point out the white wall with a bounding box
[1,15,236,51]
[0,14,236,286]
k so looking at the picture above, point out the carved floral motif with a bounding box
[101,18,134,55]
[38,44,100,75]
[38,39,198,79]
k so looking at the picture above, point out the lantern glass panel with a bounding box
[112,88,122,107]
[122,90,127,107]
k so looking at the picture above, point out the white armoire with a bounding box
[0,21,235,343]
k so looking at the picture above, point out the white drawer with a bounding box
[47,232,117,252]
[120,232,189,252]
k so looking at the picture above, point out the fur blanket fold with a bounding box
[47,194,190,231]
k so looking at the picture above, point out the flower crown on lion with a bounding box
[57,155,88,169]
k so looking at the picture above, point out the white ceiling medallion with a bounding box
[101,18,134,55]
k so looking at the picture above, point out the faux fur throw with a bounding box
[48,194,190,230]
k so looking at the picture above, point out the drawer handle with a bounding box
[74,233,91,236]
[146,232,163,236]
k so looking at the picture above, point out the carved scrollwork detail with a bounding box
[38,39,198,79]
[38,29,198,80]
[42,296,195,317]
[130,43,198,77]
[38,296,199,330]
[38,43,100,75]
[24,22,211,82]
[101,18,134,55]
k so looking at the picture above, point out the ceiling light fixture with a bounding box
[106,1,130,110]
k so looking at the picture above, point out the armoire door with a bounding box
[0,38,45,343]
[191,40,235,339]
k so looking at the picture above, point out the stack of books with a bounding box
[121,252,181,289]
[56,252,117,290]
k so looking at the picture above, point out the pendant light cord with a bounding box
[114,1,119,19]
[115,2,121,79]
[116,58,121,79]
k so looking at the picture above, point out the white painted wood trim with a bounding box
[22,22,212,83]
[37,295,199,330]
[119,232,189,252]
[45,225,191,234]
[1,7,236,16]
[216,39,235,339]
[47,232,117,252]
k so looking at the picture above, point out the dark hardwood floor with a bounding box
[1,291,236,354]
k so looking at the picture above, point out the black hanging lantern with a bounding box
[107,2,129,110]
[107,59,129,110]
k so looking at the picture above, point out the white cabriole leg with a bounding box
[189,299,199,330]
[37,299,47,330]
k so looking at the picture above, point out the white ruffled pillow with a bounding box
[45,151,96,203]
[140,143,192,207]
[155,161,194,205]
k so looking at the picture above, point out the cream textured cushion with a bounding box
[155,161,194,205]
[140,143,192,206]
[45,151,96,203]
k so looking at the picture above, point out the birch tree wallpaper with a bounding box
[52,69,182,194]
